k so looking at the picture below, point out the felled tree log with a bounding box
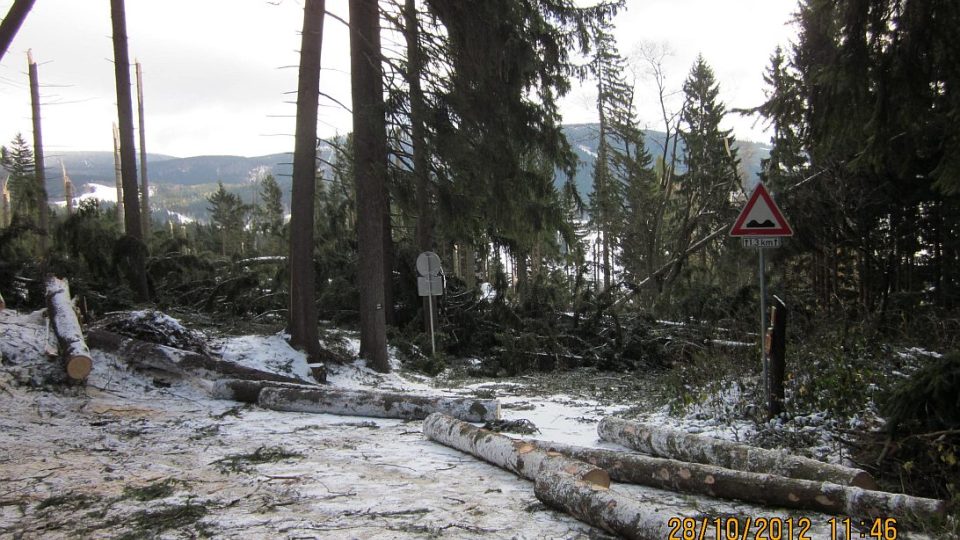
[422,413,608,486]
[598,417,878,489]
[532,440,945,521]
[535,469,692,540]
[86,329,307,384]
[260,387,501,423]
[211,378,321,403]
[45,277,92,380]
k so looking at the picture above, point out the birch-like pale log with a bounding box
[261,387,501,423]
[45,276,92,380]
[531,440,945,521]
[422,413,608,486]
[535,469,689,540]
[598,417,878,489]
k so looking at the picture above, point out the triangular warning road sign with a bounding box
[730,183,793,237]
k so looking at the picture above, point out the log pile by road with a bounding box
[423,414,946,539]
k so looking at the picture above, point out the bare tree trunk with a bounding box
[136,61,150,235]
[530,440,944,521]
[60,161,73,217]
[404,0,430,253]
[402,0,437,334]
[260,387,500,422]
[0,0,35,62]
[45,277,92,381]
[27,50,48,254]
[112,123,125,231]
[1,176,10,228]
[110,0,150,301]
[350,0,389,372]
[598,417,877,488]
[535,469,693,540]
[287,0,325,364]
[422,413,608,486]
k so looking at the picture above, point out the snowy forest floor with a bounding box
[0,309,940,539]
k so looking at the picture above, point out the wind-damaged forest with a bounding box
[1,0,959,537]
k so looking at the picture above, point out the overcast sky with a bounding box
[0,0,798,159]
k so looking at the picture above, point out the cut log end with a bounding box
[579,468,611,489]
[851,471,880,491]
[66,355,93,380]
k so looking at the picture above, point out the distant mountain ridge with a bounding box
[37,124,768,221]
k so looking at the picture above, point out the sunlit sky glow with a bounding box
[0,0,798,158]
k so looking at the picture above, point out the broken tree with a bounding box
[531,440,945,521]
[598,417,877,489]
[260,387,500,423]
[45,277,92,380]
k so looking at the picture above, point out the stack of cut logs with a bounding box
[423,414,946,539]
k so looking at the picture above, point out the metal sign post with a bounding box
[416,251,444,357]
[758,246,767,406]
[729,183,793,415]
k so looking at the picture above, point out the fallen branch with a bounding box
[45,276,92,380]
[86,330,307,384]
[531,440,945,521]
[598,417,878,489]
[259,387,501,422]
[422,413,608,486]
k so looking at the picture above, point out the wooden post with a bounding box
[27,49,49,254]
[768,295,787,419]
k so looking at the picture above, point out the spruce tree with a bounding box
[207,181,249,257]
[669,55,739,288]
[0,134,37,221]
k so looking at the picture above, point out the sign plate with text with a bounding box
[743,237,781,248]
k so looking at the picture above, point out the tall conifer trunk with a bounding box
[402,0,437,336]
[27,50,48,254]
[350,0,389,372]
[288,0,325,364]
[110,0,150,301]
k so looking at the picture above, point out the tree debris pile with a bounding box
[90,309,212,356]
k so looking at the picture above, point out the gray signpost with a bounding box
[416,251,443,357]
[730,183,793,410]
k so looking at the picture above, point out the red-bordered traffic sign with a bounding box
[730,183,793,237]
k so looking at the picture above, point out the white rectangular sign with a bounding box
[742,237,781,248]
[417,276,444,296]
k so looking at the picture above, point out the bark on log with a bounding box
[598,417,878,489]
[535,469,689,540]
[86,329,307,384]
[45,277,92,380]
[531,440,945,521]
[260,387,500,423]
[211,378,321,403]
[423,413,609,486]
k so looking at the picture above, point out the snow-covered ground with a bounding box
[0,309,934,538]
